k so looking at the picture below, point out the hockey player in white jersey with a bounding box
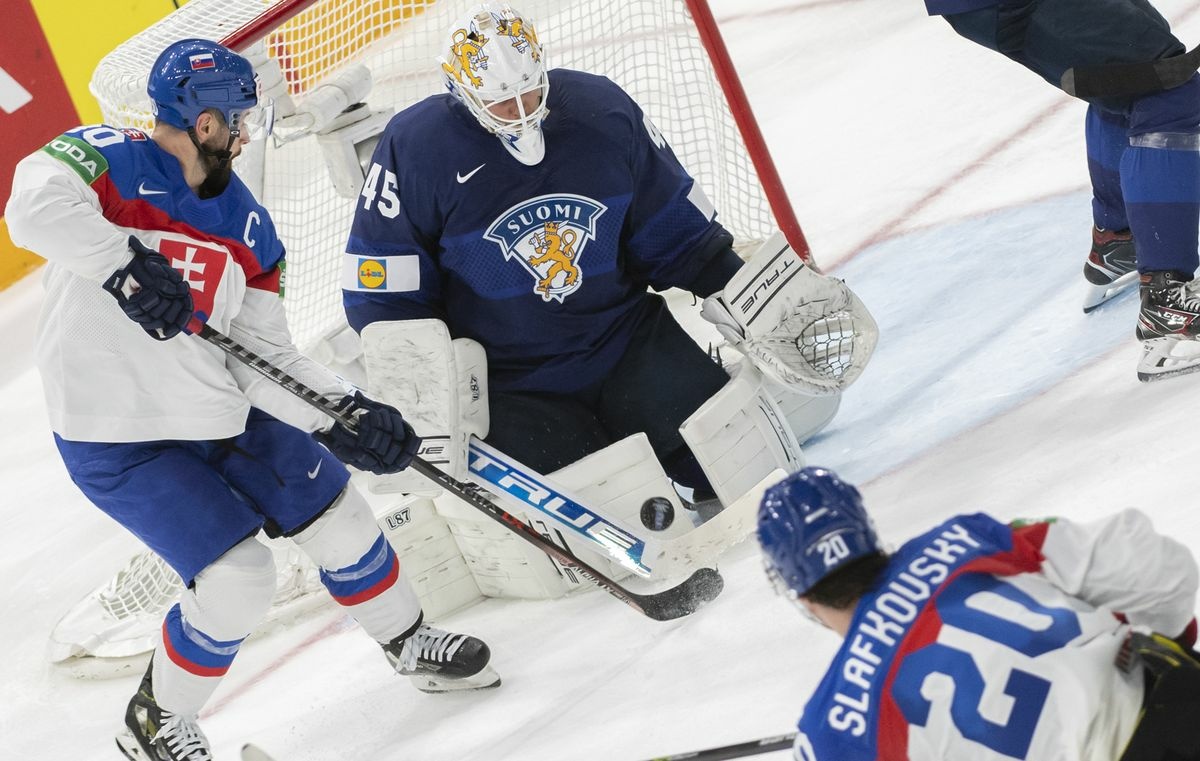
[757,467,1200,761]
[5,39,498,761]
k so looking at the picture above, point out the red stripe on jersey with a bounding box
[160,620,232,678]
[875,525,1048,760]
[1011,521,1050,553]
[333,554,401,607]
[91,172,281,295]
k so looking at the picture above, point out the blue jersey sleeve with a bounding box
[597,81,734,294]
[342,105,447,333]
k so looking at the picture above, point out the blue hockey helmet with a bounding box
[147,39,270,138]
[757,467,882,600]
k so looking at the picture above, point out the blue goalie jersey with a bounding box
[342,69,731,394]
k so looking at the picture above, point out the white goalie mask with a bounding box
[440,3,550,165]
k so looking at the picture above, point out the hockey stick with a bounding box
[642,732,797,761]
[1061,44,1200,99]
[195,324,723,621]
[464,436,763,580]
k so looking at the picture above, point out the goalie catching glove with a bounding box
[701,232,878,396]
[314,391,422,475]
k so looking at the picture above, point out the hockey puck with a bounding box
[640,496,675,531]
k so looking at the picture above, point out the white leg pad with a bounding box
[360,318,489,495]
[552,433,690,541]
[680,359,805,507]
[764,377,842,444]
[363,488,484,621]
[434,434,699,599]
[434,493,586,600]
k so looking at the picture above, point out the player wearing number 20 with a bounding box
[758,467,1200,761]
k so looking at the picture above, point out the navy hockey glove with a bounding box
[314,392,422,475]
[103,236,194,340]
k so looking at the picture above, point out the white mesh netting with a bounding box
[90,0,782,352]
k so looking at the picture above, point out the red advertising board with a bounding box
[0,0,82,284]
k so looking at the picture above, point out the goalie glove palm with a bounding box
[314,391,422,475]
[103,236,195,341]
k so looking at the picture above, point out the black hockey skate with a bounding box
[115,662,213,761]
[383,616,500,694]
[1083,226,1138,312]
[1135,270,1200,382]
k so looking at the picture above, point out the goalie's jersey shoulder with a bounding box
[40,124,284,275]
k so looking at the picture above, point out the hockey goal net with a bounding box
[90,0,808,353]
[62,0,809,670]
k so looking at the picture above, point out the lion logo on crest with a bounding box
[484,194,608,303]
[527,222,579,296]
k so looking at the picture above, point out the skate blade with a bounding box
[1083,271,1139,313]
[115,730,152,761]
[410,664,502,694]
[1137,336,1200,382]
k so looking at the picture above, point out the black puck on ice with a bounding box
[640,496,675,531]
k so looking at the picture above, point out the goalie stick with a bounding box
[464,437,764,580]
[641,732,798,761]
[195,324,723,621]
[1061,44,1200,99]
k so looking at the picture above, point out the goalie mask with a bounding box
[440,4,549,166]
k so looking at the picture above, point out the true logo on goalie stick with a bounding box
[468,441,652,575]
[484,194,606,303]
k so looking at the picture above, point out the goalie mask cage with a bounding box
[91,0,810,353]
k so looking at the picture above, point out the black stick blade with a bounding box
[639,567,724,622]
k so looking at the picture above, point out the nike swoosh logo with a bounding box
[307,461,323,479]
[456,164,485,183]
[138,181,167,196]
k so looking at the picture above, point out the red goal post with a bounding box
[91,0,812,353]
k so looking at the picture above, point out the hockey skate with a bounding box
[115,662,212,761]
[1083,226,1138,312]
[383,618,500,694]
[1135,270,1200,382]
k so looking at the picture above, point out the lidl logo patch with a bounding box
[357,259,387,289]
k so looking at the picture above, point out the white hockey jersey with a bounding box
[5,125,345,442]
[794,508,1198,761]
